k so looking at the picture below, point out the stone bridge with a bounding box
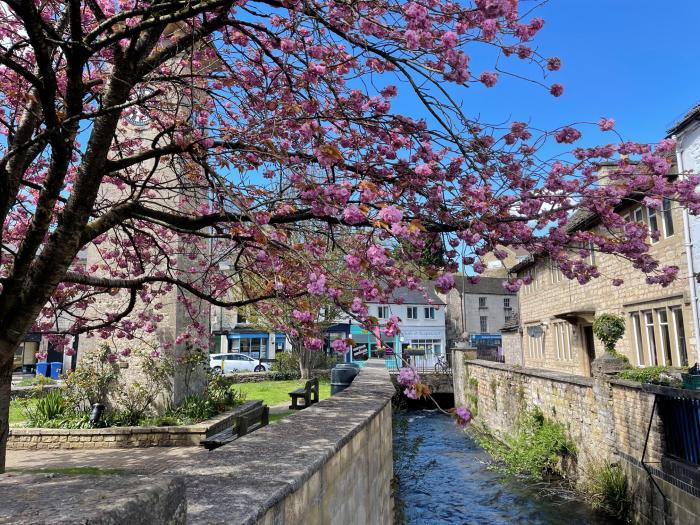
[389,371,454,394]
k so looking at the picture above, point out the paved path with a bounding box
[6,446,209,474]
[7,404,293,473]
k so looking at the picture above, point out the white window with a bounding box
[377,306,389,319]
[553,322,572,360]
[646,207,659,242]
[657,309,672,366]
[479,297,487,308]
[644,311,658,366]
[631,313,644,366]
[503,298,510,308]
[480,316,488,333]
[424,307,435,320]
[411,339,442,354]
[672,308,688,367]
[662,198,674,237]
[406,306,418,320]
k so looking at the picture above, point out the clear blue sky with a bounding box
[393,1,700,148]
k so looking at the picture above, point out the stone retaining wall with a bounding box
[453,354,700,524]
[228,369,330,383]
[163,359,395,524]
[7,401,259,450]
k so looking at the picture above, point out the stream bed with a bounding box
[393,410,620,525]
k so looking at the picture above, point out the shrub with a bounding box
[207,372,246,409]
[592,314,626,356]
[111,349,174,424]
[166,394,218,424]
[23,389,66,426]
[475,407,575,480]
[619,366,679,386]
[63,344,119,411]
[582,463,630,520]
[271,352,301,376]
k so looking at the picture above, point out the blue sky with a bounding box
[392,1,700,148]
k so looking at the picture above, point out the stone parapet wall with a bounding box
[456,357,699,524]
[0,473,186,525]
[7,402,257,450]
[162,359,395,524]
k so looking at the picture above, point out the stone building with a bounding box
[509,183,695,376]
[349,284,446,358]
[210,305,287,361]
[438,276,517,351]
[668,103,700,365]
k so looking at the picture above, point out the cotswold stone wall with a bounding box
[454,356,700,525]
[164,359,395,524]
[7,403,253,450]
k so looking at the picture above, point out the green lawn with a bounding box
[234,379,330,407]
[9,398,35,426]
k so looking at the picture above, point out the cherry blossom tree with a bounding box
[0,0,698,470]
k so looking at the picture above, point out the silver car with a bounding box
[209,353,267,373]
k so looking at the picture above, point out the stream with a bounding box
[393,410,620,525]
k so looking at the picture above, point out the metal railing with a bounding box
[657,394,700,466]
[384,354,451,374]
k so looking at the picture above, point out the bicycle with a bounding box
[434,354,450,374]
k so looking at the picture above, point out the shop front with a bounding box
[226,331,286,360]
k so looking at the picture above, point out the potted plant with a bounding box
[592,313,628,374]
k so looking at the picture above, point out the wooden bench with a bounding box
[201,400,269,451]
[288,378,319,410]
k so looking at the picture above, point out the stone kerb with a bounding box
[161,359,396,524]
[7,401,261,450]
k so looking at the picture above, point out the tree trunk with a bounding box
[0,348,14,473]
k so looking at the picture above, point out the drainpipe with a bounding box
[674,137,700,364]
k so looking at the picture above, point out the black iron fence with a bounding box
[657,394,700,466]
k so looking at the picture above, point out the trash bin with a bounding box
[49,362,63,380]
[331,364,360,395]
[35,362,49,377]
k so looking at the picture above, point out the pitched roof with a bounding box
[501,312,520,332]
[452,275,515,296]
[668,102,700,136]
[367,281,446,305]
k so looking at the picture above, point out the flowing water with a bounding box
[393,410,620,525]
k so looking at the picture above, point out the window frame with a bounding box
[424,307,435,320]
[479,316,488,333]
[662,198,674,237]
[406,306,418,320]
[657,309,672,366]
[672,307,688,367]
[377,306,389,319]
[631,312,645,366]
[644,311,658,366]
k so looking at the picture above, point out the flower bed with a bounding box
[7,400,261,450]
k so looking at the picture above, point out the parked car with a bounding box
[209,353,267,373]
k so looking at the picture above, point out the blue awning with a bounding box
[227,332,269,340]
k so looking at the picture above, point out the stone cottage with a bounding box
[508,176,695,376]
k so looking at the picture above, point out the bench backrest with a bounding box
[304,378,319,402]
[235,404,269,437]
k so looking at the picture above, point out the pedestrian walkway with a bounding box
[6,446,207,474]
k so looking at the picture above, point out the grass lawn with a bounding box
[9,398,35,426]
[234,379,331,407]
